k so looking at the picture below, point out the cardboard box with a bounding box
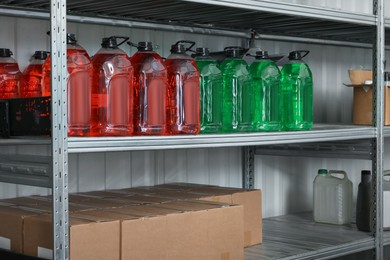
[350,85,390,125]
[24,213,120,260]
[157,183,262,246]
[109,202,243,260]
[0,206,45,253]
[346,69,390,125]
[154,200,244,260]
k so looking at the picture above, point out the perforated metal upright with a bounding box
[50,0,69,259]
[373,0,385,259]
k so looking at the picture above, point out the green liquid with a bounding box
[195,57,223,133]
[250,59,282,131]
[221,58,252,132]
[281,60,313,130]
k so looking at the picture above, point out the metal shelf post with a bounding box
[373,0,385,259]
[51,0,69,259]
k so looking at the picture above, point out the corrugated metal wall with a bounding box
[273,0,373,15]
[0,10,386,220]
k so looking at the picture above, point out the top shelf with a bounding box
[0,0,376,44]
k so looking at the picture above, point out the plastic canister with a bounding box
[0,48,22,99]
[313,169,353,225]
[281,50,313,130]
[384,170,390,230]
[165,40,200,134]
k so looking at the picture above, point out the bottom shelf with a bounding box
[0,250,43,260]
[245,213,374,260]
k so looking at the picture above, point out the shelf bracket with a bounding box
[242,146,255,189]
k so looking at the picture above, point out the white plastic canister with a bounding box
[313,169,353,225]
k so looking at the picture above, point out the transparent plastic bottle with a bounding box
[194,47,222,133]
[0,48,22,99]
[91,36,133,136]
[129,41,167,135]
[281,50,313,131]
[356,170,372,231]
[21,51,48,97]
[250,51,282,131]
[42,33,92,136]
[165,41,200,135]
[313,169,352,225]
[220,47,252,132]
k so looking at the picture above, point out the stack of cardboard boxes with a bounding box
[0,183,262,260]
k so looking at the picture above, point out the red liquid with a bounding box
[42,47,92,136]
[0,62,22,99]
[22,63,44,97]
[165,57,200,134]
[91,52,133,136]
[131,51,167,135]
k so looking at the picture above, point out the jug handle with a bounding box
[328,170,348,180]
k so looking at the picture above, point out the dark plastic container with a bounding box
[356,170,372,232]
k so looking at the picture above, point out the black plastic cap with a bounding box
[67,33,77,45]
[33,51,49,60]
[255,51,269,60]
[361,170,371,175]
[171,43,186,54]
[138,41,153,51]
[288,51,301,60]
[196,47,210,56]
[226,49,242,58]
[101,37,118,48]
[0,48,12,58]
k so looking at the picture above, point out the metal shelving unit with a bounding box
[0,0,387,259]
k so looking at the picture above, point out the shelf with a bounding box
[68,124,376,153]
[244,213,374,260]
[0,137,50,146]
[255,140,373,160]
[0,154,52,188]
[0,0,376,44]
[385,231,390,246]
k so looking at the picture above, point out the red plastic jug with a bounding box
[21,51,49,97]
[165,41,200,134]
[91,36,133,136]
[42,33,92,136]
[0,48,22,99]
[129,41,168,135]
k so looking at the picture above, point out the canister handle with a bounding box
[329,170,348,180]
[384,170,390,180]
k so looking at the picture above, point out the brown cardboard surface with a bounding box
[23,213,120,260]
[118,201,244,260]
[69,197,131,209]
[351,85,390,125]
[102,195,169,206]
[109,204,181,217]
[121,214,168,260]
[198,189,263,246]
[0,206,44,253]
[158,200,244,260]
[348,69,372,85]
[1,197,47,206]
